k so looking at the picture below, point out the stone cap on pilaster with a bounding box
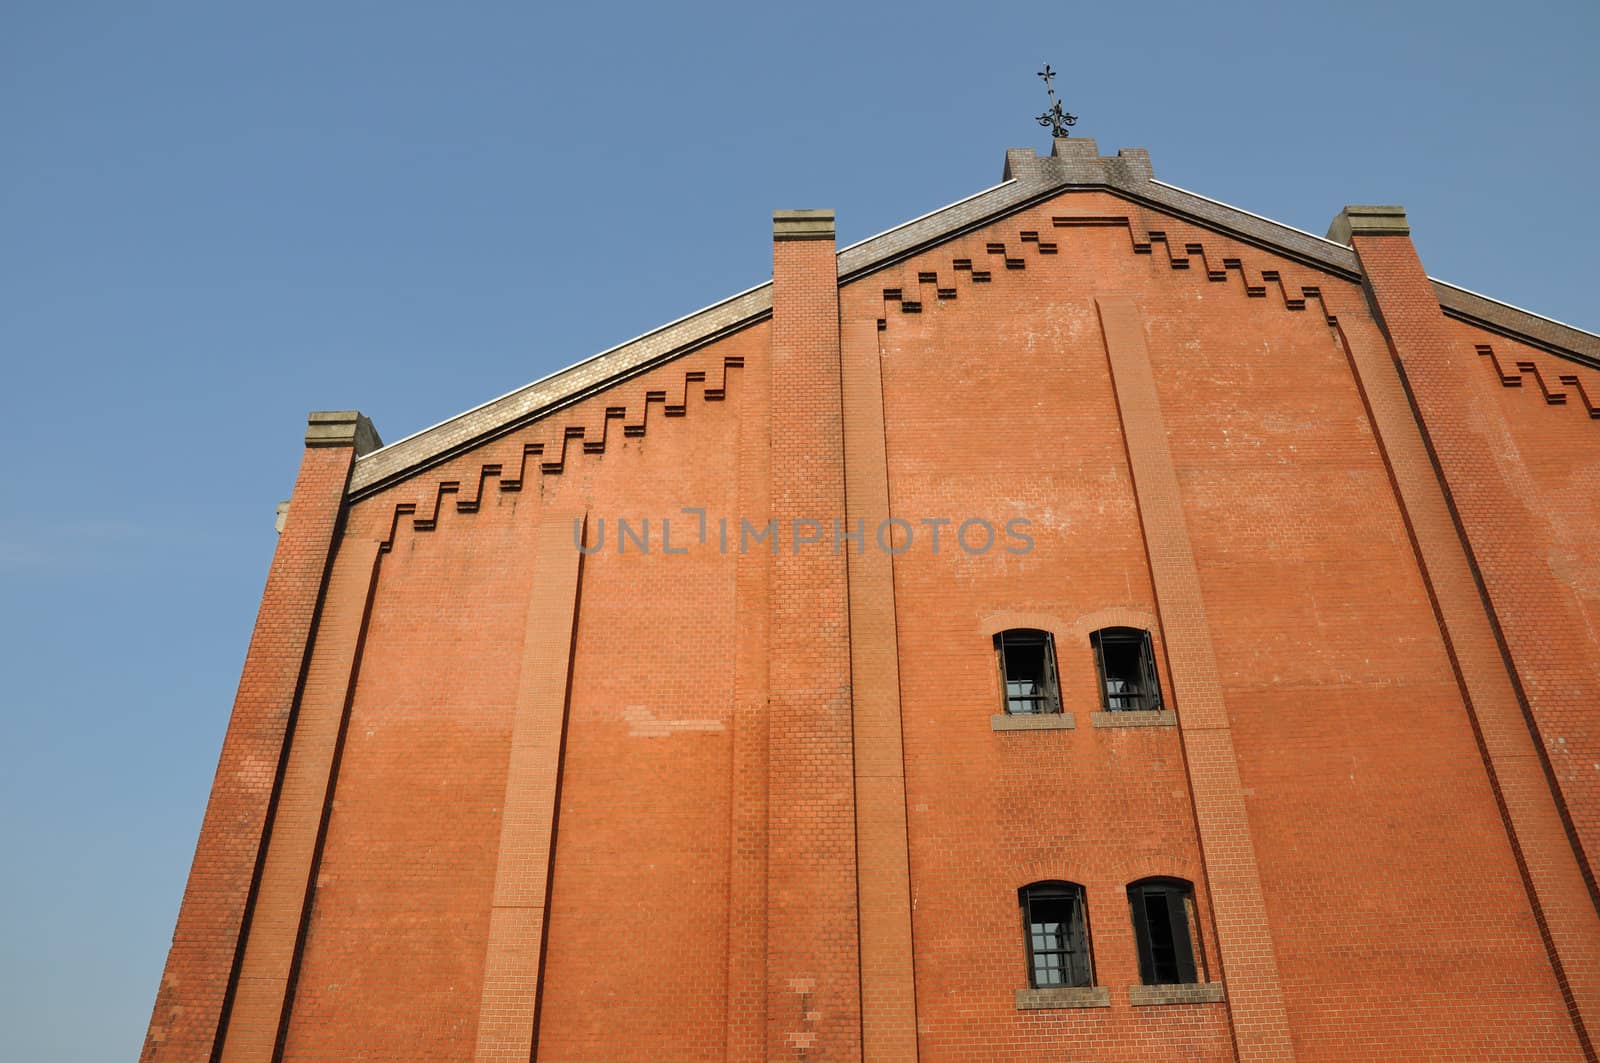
[1326,205,1410,245]
[773,210,836,241]
[1003,137,1155,187]
[305,410,383,455]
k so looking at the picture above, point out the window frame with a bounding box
[994,629,1063,716]
[1018,881,1095,989]
[1127,877,1201,985]
[1089,627,1162,712]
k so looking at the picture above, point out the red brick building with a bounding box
[143,140,1600,1062]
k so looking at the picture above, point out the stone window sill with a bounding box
[1091,709,1177,728]
[1127,982,1226,1006]
[1014,985,1110,1010]
[992,712,1076,732]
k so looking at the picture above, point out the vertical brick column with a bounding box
[726,334,772,1061]
[1097,298,1296,1063]
[1339,207,1600,882]
[768,210,862,1061]
[217,535,382,1062]
[142,411,379,1062]
[1334,205,1600,1052]
[841,318,918,1061]
[475,514,585,1062]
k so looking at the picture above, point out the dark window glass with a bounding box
[1128,878,1199,985]
[1019,882,1092,988]
[1090,627,1161,712]
[995,629,1061,715]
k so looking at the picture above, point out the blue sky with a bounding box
[2,1,1596,1058]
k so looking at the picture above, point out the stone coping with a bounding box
[1327,204,1410,243]
[773,209,835,240]
[305,410,382,455]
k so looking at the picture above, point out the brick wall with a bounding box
[276,337,760,1061]
[149,179,1599,1063]
[848,192,1586,1060]
[848,204,1237,1061]
[1447,320,1600,886]
[765,215,863,1061]
[142,436,357,1063]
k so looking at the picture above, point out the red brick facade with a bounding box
[144,143,1600,1061]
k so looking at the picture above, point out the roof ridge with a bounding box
[347,140,1599,498]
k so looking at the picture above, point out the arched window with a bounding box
[994,629,1061,715]
[1090,627,1161,712]
[1127,878,1200,985]
[1019,881,1093,988]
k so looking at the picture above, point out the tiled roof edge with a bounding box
[1431,278,1600,369]
[348,283,774,495]
[349,152,1073,496]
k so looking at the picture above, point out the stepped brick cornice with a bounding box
[374,356,742,553]
[1478,343,1600,420]
[875,216,1343,333]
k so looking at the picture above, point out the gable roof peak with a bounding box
[346,141,1599,498]
[1003,137,1155,188]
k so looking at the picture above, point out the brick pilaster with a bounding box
[841,317,919,1061]
[727,330,772,1061]
[1335,207,1600,1053]
[768,210,862,1061]
[475,514,586,1062]
[1097,297,1296,1063]
[1342,209,1600,883]
[141,411,379,1062]
[217,536,381,1062]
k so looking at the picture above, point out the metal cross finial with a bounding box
[1035,63,1078,138]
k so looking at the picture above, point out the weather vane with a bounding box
[1035,64,1078,138]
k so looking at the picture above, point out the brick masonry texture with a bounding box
[724,309,773,1063]
[472,516,583,1061]
[1097,292,1293,1061]
[767,224,863,1060]
[853,207,1234,1063]
[842,315,919,1060]
[1347,230,1600,1052]
[1444,323,1600,895]
[218,536,381,1062]
[141,436,357,1063]
[348,140,1599,503]
[144,143,1600,1062]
